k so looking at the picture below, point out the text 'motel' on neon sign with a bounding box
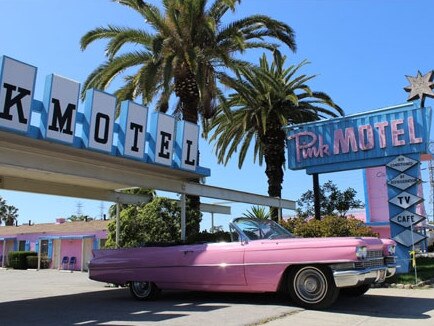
[285,102,432,174]
[0,55,209,177]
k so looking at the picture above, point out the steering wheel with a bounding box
[265,232,279,239]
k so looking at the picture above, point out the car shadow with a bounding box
[1,288,433,325]
[0,288,230,326]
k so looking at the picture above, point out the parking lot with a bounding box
[0,269,434,326]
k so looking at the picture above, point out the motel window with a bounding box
[40,240,49,256]
[18,240,26,251]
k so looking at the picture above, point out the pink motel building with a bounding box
[0,218,108,271]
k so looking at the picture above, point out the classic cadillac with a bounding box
[88,217,397,309]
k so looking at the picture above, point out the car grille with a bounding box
[367,250,383,259]
[355,250,386,269]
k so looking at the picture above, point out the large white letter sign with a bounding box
[42,74,80,144]
[82,89,116,154]
[0,56,36,133]
[174,120,198,171]
[117,100,148,160]
[0,54,211,177]
[148,112,175,167]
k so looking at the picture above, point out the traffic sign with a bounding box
[389,191,423,209]
[387,173,419,190]
[390,210,426,227]
[392,229,427,247]
[386,155,418,172]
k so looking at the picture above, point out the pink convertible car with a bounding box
[88,218,396,309]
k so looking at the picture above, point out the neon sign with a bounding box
[285,102,431,174]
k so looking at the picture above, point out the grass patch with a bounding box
[388,257,434,284]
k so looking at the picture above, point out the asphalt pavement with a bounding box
[0,269,433,325]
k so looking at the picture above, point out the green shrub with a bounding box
[40,257,51,269]
[8,251,37,269]
[26,256,38,269]
[280,215,378,238]
[105,197,182,248]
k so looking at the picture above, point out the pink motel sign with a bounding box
[285,102,432,174]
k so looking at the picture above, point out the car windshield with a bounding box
[231,218,294,241]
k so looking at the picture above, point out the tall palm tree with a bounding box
[208,51,344,220]
[80,0,296,122]
[80,0,297,235]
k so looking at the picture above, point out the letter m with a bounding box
[333,128,358,154]
[48,98,76,135]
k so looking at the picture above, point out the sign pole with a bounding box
[313,173,321,220]
[410,222,418,283]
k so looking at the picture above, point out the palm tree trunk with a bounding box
[263,126,286,221]
[175,69,202,238]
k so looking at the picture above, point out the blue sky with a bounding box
[0,0,433,229]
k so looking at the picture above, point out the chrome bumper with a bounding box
[333,265,396,288]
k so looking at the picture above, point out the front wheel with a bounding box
[129,281,159,301]
[288,265,339,309]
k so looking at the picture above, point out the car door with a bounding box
[243,241,289,291]
[177,242,246,286]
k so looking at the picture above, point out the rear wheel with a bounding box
[341,284,371,296]
[129,281,159,301]
[288,265,339,309]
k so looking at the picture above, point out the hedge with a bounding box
[280,215,378,238]
[8,251,37,269]
[26,256,51,269]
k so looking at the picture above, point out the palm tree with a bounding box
[0,196,6,225]
[80,0,297,235]
[2,205,18,226]
[208,51,344,220]
[80,0,296,121]
[243,206,270,220]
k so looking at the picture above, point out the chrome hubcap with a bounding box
[131,281,151,298]
[294,267,327,303]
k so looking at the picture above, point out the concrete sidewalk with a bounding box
[0,268,105,303]
[0,269,434,325]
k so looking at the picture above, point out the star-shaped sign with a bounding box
[404,70,434,107]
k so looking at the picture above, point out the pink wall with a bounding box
[365,166,389,223]
[60,239,83,270]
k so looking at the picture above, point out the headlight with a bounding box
[386,244,396,256]
[356,246,367,260]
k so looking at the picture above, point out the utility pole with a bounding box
[76,201,83,216]
[99,201,105,220]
